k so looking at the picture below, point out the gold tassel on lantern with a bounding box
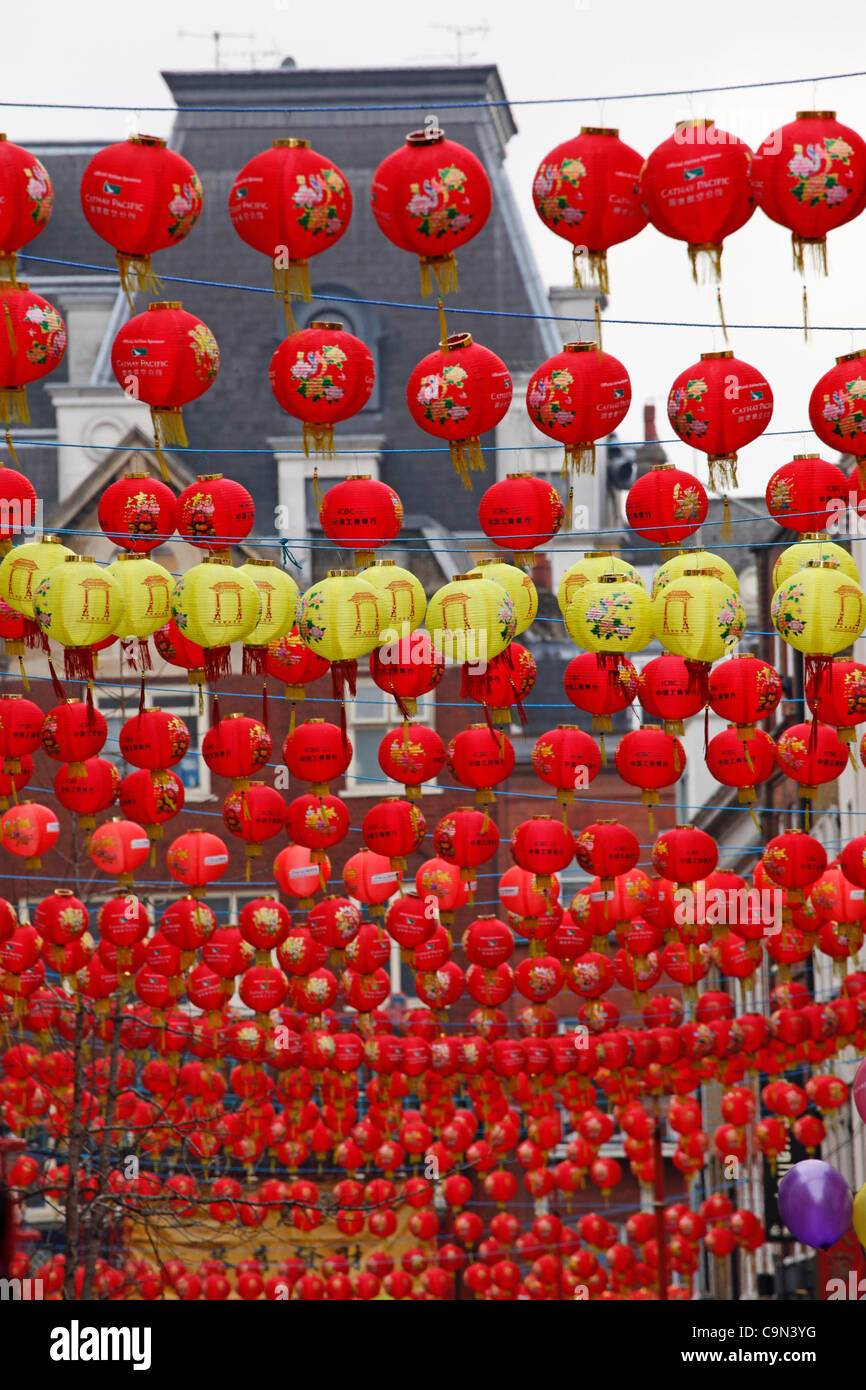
[573,247,609,296]
[803,287,810,342]
[273,258,311,323]
[419,254,458,298]
[687,242,723,283]
[717,289,728,344]
[116,253,162,311]
[707,454,738,492]
[563,487,574,533]
[302,424,336,460]
[791,234,827,278]
[594,300,603,352]
[562,442,596,478]
[5,429,19,465]
[449,441,483,491]
[721,495,732,540]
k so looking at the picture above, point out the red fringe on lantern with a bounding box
[685,660,711,708]
[22,618,48,653]
[204,646,232,684]
[46,657,66,703]
[331,659,358,741]
[243,645,268,676]
[64,648,95,683]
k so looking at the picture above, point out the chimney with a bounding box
[644,402,658,442]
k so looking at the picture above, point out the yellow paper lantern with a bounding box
[469,558,537,636]
[652,547,739,599]
[426,573,516,666]
[297,569,387,662]
[773,535,858,590]
[171,556,261,681]
[107,554,174,665]
[33,554,125,681]
[771,561,866,670]
[236,560,299,670]
[651,568,745,665]
[360,559,427,639]
[0,536,74,620]
[565,574,653,654]
[558,550,643,616]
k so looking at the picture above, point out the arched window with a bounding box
[274,282,382,413]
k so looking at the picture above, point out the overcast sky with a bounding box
[7,0,866,499]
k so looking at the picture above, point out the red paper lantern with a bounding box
[478,474,565,565]
[0,799,59,869]
[110,301,219,464]
[805,657,866,743]
[667,350,773,489]
[638,121,755,278]
[573,821,640,888]
[0,464,37,552]
[446,724,515,805]
[166,829,230,897]
[54,757,120,830]
[526,342,630,476]
[462,643,537,725]
[97,472,177,554]
[371,126,491,296]
[267,629,329,707]
[775,721,848,812]
[152,619,206,691]
[433,807,500,884]
[809,349,866,459]
[282,719,351,793]
[378,723,446,801]
[270,325,375,458]
[532,127,646,291]
[119,769,184,840]
[175,475,255,552]
[762,830,827,895]
[0,137,53,277]
[765,454,848,534]
[511,816,575,891]
[637,653,707,738]
[751,111,866,272]
[362,797,425,870]
[564,650,637,744]
[0,282,66,424]
[202,714,271,789]
[531,725,601,804]
[80,135,202,300]
[119,708,190,770]
[88,818,150,886]
[285,793,350,859]
[614,726,686,827]
[318,475,401,567]
[342,848,402,917]
[415,856,475,925]
[625,465,708,553]
[0,694,43,772]
[274,843,331,910]
[222,783,287,870]
[707,654,783,737]
[406,332,512,488]
[370,629,445,721]
[229,140,352,306]
[652,825,718,886]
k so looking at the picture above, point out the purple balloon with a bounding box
[778,1159,853,1249]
